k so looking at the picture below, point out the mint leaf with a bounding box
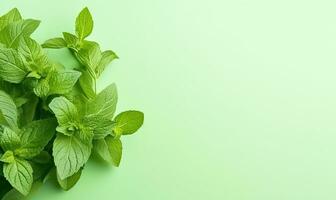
[35,69,81,97]
[47,70,81,96]
[114,110,144,135]
[0,151,15,163]
[0,19,40,49]
[18,37,48,69]
[93,136,122,166]
[0,90,18,129]
[0,128,20,152]
[0,48,29,83]
[76,41,101,74]
[62,32,78,49]
[105,136,122,166]
[20,95,38,125]
[53,134,91,179]
[78,70,95,99]
[95,50,118,77]
[49,97,79,126]
[57,168,82,191]
[41,37,67,49]
[14,119,57,159]
[75,7,93,40]
[93,139,110,162]
[0,8,22,31]
[86,83,118,119]
[3,158,33,195]
[83,116,115,139]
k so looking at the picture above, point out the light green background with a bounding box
[1,0,336,199]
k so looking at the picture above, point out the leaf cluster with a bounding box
[0,7,144,198]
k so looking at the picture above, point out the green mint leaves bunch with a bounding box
[0,7,144,199]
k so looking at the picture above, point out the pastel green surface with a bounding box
[1,0,336,199]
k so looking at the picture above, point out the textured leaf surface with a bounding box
[75,7,93,40]
[3,158,33,195]
[114,111,144,135]
[0,48,29,83]
[14,119,57,158]
[86,84,117,119]
[0,8,22,31]
[41,37,67,49]
[0,19,40,48]
[0,90,18,129]
[49,97,78,125]
[53,134,91,179]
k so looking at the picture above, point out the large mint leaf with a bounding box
[49,97,78,125]
[0,19,40,49]
[86,83,117,119]
[75,7,93,40]
[14,119,57,159]
[3,158,33,195]
[0,8,22,31]
[114,110,144,135]
[0,90,18,129]
[18,37,48,69]
[0,48,29,83]
[53,134,91,179]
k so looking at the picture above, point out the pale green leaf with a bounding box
[35,69,81,98]
[86,84,118,119]
[49,97,78,125]
[3,158,33,195]
[83,116,115,139]
[53,134,91,179]
[41,37,67,49]
[114,110,144,135]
